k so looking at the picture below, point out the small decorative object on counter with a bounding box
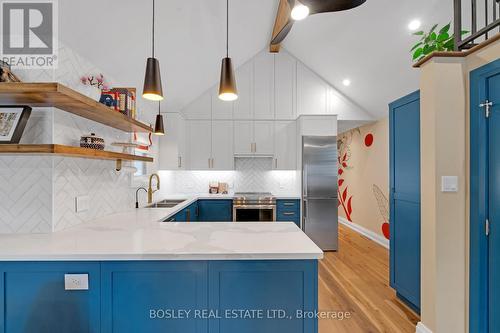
[80,133,105,150]
[0,61,21,83]
[218,183,229,194]
[209,182,219,194]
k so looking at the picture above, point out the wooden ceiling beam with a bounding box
[270,0,292,53]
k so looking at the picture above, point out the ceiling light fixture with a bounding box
[154,101,165,135]
[408,19,422,31]
[342,79,351,87]
[143,0,164,102]
[218,0,238,102]
[291,1,310,21]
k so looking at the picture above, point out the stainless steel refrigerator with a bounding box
[302,136,338,251]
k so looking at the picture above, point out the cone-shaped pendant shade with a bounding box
[143,57,164,101]
[154,113,165,135]
[218,57,238,101]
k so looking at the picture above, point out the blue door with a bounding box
[198,200,233,221]
[389,91,421,311]
[470,59,500,333]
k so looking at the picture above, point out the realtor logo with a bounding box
[0,0,58,69]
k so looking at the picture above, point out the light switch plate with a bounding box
[441,176,458,192]
[64,274,89,290]
[75,196,90,213]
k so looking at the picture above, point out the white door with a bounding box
[211,87,233,120]
[183,92,212,120]
[254,121,274,155]
[275,51,296,120]
[158,113,186,170]
[297,62,328,115]
[233,61,253,120]
[274,121,297,170]
[234,120,253,155]
[187,120,212,170]
[253,52,275,120]
[211,121,234,170]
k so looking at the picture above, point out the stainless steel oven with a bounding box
[232,192,276,222]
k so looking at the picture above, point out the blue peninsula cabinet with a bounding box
[0,260,318,333]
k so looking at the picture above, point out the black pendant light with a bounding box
[154,102,165,135]
[143,0,164,101]
[218,0,238,101]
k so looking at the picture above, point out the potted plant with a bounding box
[78,73,109,100]
[411,23,468,62]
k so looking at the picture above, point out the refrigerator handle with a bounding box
[302,199,307,231]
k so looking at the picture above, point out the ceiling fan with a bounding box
[271,0,366,47]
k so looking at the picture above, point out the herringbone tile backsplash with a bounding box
[160,158,300,196]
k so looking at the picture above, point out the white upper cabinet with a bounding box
[253,52,275,120]
[211,87,233,120]
[233,61,253,120]
[233,121,253,155]
[158,113,186,170]
[274,121,297,170]
[211,121,234,170]
[184,91,211,120]
[187,120,212,170]
[297,62,328,115]
[275,52,296,120]
[253,121,274,155]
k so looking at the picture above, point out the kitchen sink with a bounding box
[147,199,186,208]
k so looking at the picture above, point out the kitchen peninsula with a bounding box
[0,201,322,333]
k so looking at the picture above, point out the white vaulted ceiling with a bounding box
[58,0,454,119]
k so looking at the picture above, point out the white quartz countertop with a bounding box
[0,194,321,261]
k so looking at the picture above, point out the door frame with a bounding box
[388,90,421,310]
[470,58,500,333]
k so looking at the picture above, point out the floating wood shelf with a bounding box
[0,83,153,133]
[0,144,153,162]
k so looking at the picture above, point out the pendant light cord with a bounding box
[152,0,155,58]
[226,0,229,57]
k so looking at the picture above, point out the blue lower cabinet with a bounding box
[188,202,199,222]
[198,200,233,222]
[208,260,318,333]
[0,262,100,333]
[101,261,208,333]
[0,260,318,333]
[172,202,198,222]
[276,199,301,227]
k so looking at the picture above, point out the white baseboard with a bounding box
[416,322,432,333]
[338,216,390,249]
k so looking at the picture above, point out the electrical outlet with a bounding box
[64,274,89,290]
[75,196,90,213]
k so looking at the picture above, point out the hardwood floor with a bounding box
[318,224,419,333]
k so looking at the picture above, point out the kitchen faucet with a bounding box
[135,187,147,208]
[148,173,160,204]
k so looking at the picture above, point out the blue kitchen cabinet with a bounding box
[276,199,301,227]
[389,91,421,312]
[198,200,233,221]
[0,262,100,333]
[170,202,198,222]
[101,261,208,333]
[208,260,317,333]
[0,260,318,333]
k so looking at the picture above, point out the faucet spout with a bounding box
[147,173,160,204]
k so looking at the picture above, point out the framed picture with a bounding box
[0,106,32,144]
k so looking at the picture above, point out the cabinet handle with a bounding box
[283,203,295,206]
[186,210,191,222]
[208,158,211,168]
[283,212,295,216]
[254,143,257,153]
[274,158,278,169]
[211,158,214,169]
[178,156,182,168]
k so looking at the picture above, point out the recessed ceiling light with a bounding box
[291,2,310,21]
[408,19,422,31]
[342,79,351,87]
